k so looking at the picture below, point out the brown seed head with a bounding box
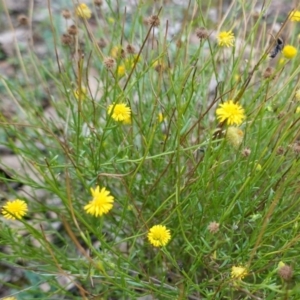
[68,25,78,36]
[155,64,165,73]
[208,221,220,234]
[276,146,285,155]
[61,34,73,46]
[126,44,136,54]
[147,15,160,27]
[278,264,293,281]
[98,38,107,49]
[120,48,126,58]
[103,56,116,70]
[94,0,103,6]
[62,9,72,19]
[176,40,182,48]
[241,147,251,157]
[196,27,208,39]
[291,142,300,154]
[17,14,29,26]
[263,67,275,79]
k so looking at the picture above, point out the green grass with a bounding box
[1,0,300,299]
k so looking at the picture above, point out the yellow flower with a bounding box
[278,261,286,269]
[295,89,300,101]
[108,103,131,122]
[117,65,126,77]
[108,17,115,24]
[216,100,245,125]
[282,45,297,59]
[74,86,87,100]
[255,163,262,171]
[231,266,248,280]
[2,199,28,220]
[84,186,114,217]
[158,112,165,123]
[122,116,132,125]
[147,225,171,247]
[76,3,92,19]
[289,10,300,22]
[111,46,124,59]
[296,107,300,114]
[226,127,244,148]
[217,30,235,47]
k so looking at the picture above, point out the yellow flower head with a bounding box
[84,186,114,217]
[217,30,235,47]
[108,103,131,122]
[2,199,28,220]
[255,163,262,171]
[216,100,245,125]
[282,45,297,59]
[74,86,87,100]
[158,112,165,123]
[289,10,300,22]
[108,17,115,24]
[226,127,244,148]
[76,3,92,19]
[147,225,171,247]
[117,65,126,77]
[111,45,125,59]
[122,115,132,125]
[231,265,248,280]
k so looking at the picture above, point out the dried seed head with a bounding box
[126,44,136,54]
[263,67,275,79]
[276,146,285,155]
[17,14,29,26]
[62,9,72,19]
[68,25,78,35]
[176,40,182,48]
[98,38,107,49]
[103,56,116,70]
[196,27,208,39]
[291,142,300,154]
[94,0,103,6]
[251,11,260,20]
[278,264,293,281]
[155,63,165,72]
[120,48,126,58]
[61,34,73,46]
[208,221,220,234]
[226,127,244,148]
[241,147,251,157]
[147,15,160,27]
